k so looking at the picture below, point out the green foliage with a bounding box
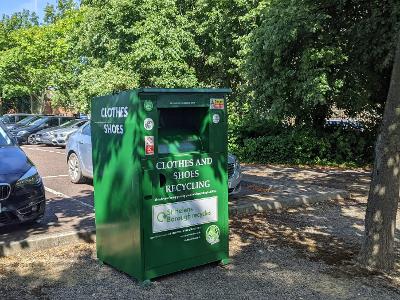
[44,0,77,24]
[184,0,268,87]
[1,10,39,30]
[246,0,400,127]
[52,62,138,112]
[0,10,80,112]
[74,0,200,87]
[231,125,375,166]
[0,0,399,166]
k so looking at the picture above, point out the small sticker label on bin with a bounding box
[145,136,154,155]
[144,100,154,112]
[210,98,224,110]
[144,118,154,131]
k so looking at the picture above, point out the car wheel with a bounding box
[68,153,86,184]
[28,135,36,145]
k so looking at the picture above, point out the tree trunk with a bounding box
[359,35,400,271]
[40,90,47,114]
[30,94,34,114]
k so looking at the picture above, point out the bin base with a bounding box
[220,258,231,266]
[140,280,152,287]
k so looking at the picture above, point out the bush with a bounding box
[229,123,375,166]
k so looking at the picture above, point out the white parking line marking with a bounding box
[42,175,70,179]
[44,187,94,209]
[22,147,66,155]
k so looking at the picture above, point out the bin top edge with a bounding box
[138,88,232,94]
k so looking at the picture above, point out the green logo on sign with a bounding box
[144,100,153,112]
[206,225,220,245]
[157,212,167,222]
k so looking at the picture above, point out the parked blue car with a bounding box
[0,122,46,226]
[66,123,242,194]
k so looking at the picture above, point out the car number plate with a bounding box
[228,181,232,189]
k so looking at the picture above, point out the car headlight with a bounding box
[63,132,75,140]
[16,167,42,187]
[17,130,28,136]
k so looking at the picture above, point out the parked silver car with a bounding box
[49,120,88,147]
[32,119,87,146]
[66,123,242,194]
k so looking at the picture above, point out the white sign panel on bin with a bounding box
[152,196,218,233]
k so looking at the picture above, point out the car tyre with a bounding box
[28,135,37,145]
[68,153,86,184]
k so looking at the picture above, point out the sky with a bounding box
[0,0,78,21]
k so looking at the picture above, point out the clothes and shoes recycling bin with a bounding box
[91,88,231,282]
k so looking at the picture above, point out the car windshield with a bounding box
[0,126,12,146]
[29,117,48,126]
[17,115,39,125]
[60,119,79,128]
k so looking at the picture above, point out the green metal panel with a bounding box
[91,88,231,281]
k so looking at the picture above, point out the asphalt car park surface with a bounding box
[22,145,93,206]
[0,145,94,245]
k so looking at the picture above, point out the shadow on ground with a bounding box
[0,190,95,256]
[2,165,400,298]
[1,192,400,299]
[242,164,371,201]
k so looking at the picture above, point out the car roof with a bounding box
[4,113,34,116]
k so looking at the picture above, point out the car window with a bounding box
[48,118,60,127]
[0,126,12,146]
[3,115,15,123]
[30,117,48,126]
[16,116,27,122]
[60,118,73,126]
[60,119,77,128]
[1,116,11,124]
[17,115,38,125]
[82,124,91,136]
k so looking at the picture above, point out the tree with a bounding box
[359,34,400,271]
[44,0,77,24]
[183,0,267,89]
[246,0,399,128]
[52,62,138,112]
[56,0,201,111]
[1,9,38,30]
[0,11,79,113]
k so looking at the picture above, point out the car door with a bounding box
[78,124,93,176]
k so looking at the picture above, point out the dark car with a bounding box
[0,123,46,226]
[1,113,32,125]
[5,115,42,131]
[10,116,74,145]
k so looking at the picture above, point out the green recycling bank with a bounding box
[91,88,231,281]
